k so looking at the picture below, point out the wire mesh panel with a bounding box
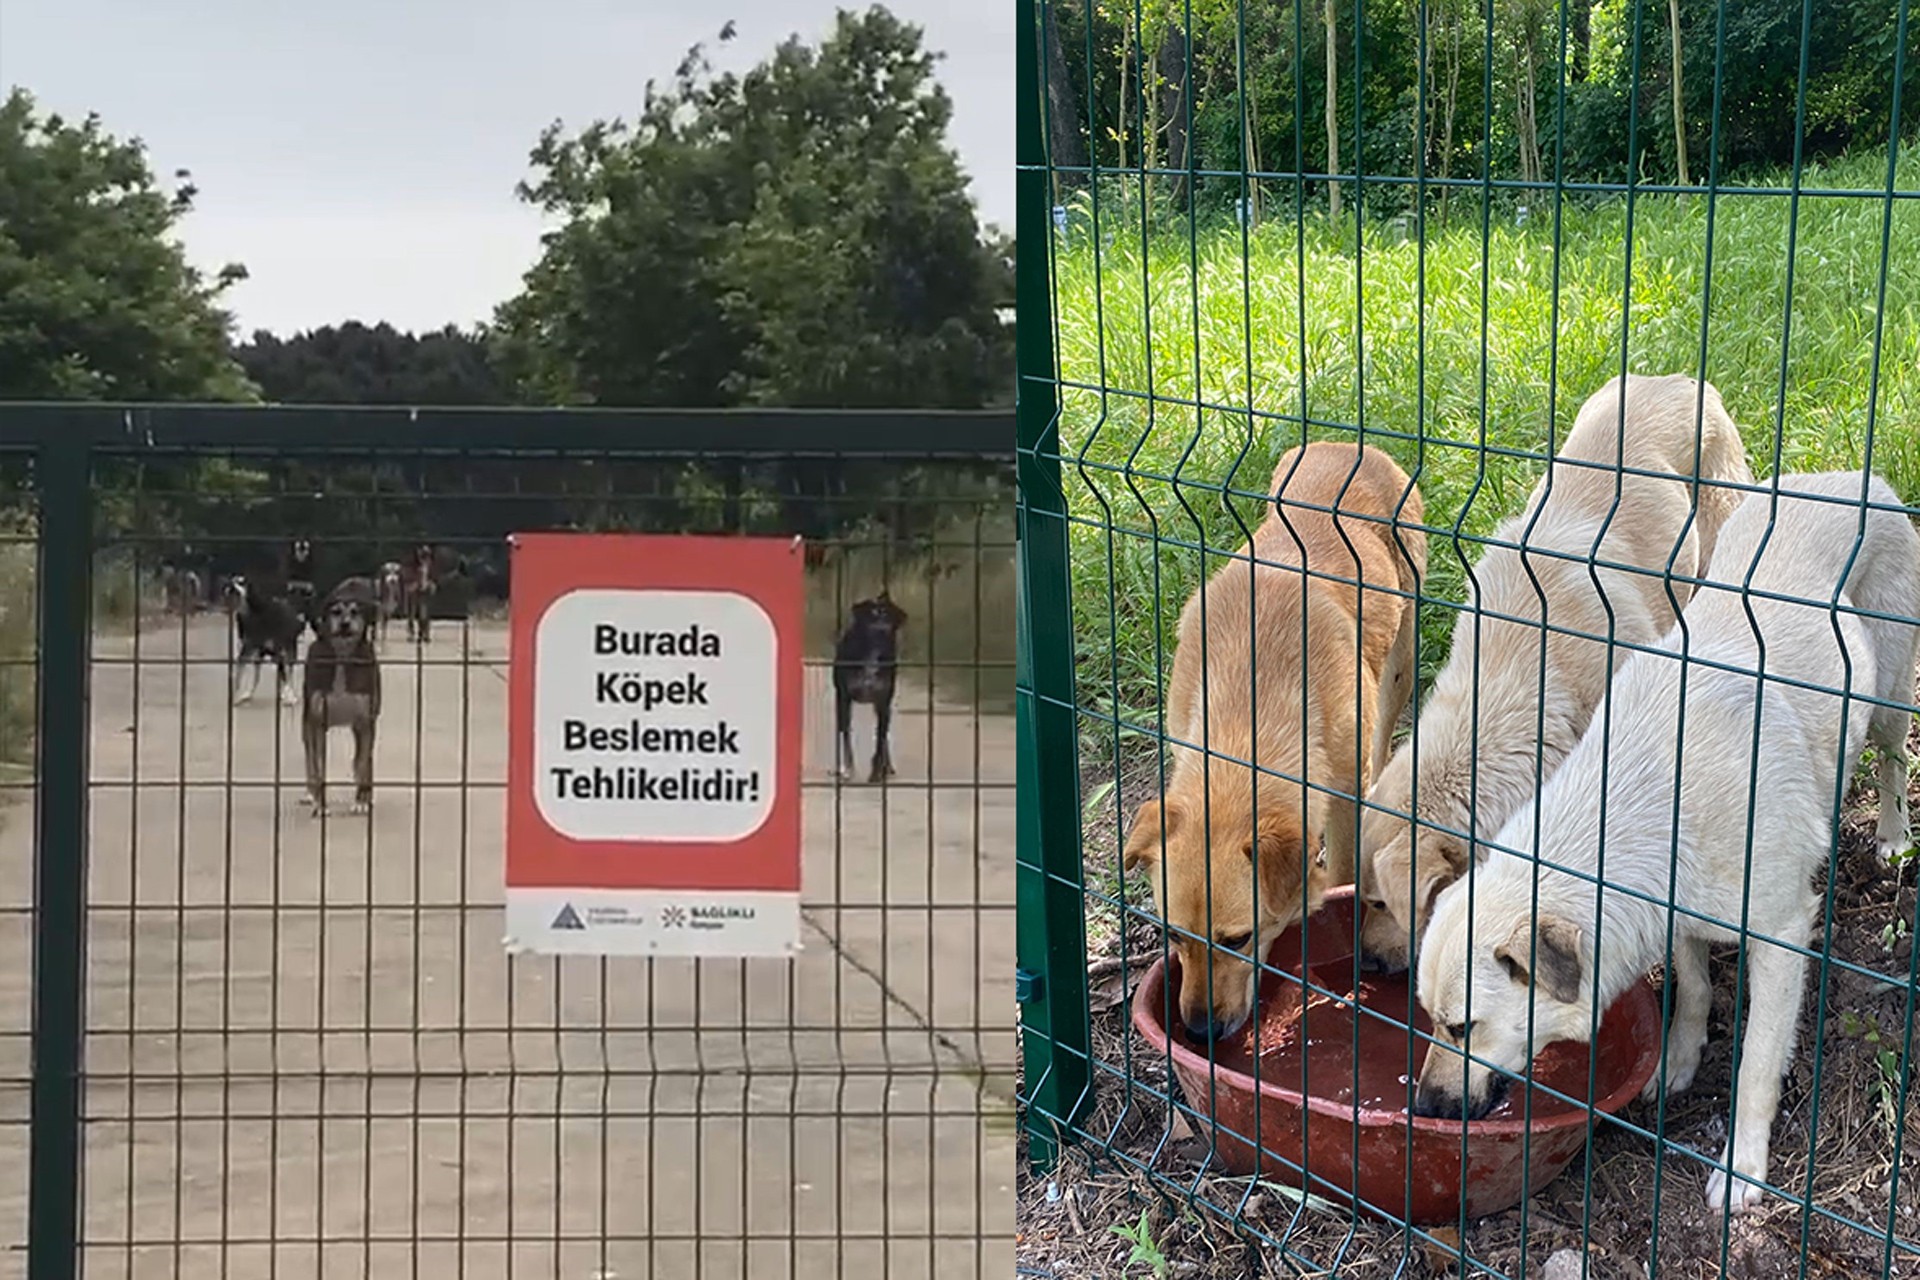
[0,451,41,1275]
[1015,0,1920,1274]
[0,406,1015,1280]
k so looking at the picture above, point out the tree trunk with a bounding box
[1157,25,1190,205]
[1235,22,1262,227]
[1142,23,1159,177]
[1668,0,1690,189]
[1571,0,1592,82]
[1515,27,1541,186]
[1438,5,1462,223]
[1043,2,1086,183]
[1324,0,1341,220]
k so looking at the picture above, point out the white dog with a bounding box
[1359,374,1754,970]
[1413,470,1919,1214]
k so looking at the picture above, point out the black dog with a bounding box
[831,592,908,783]
[225,574,304,707]
[301,582,382,814]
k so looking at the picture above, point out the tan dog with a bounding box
[1356,374,1753,972]
[1125,441,1427,1042]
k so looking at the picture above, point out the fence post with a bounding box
[29,433,91,1280]
[1015,0,1093,1168]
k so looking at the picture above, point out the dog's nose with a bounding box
[1182,1015,1236,1045]
[1410,1086,1461,1120]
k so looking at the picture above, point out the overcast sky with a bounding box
[1,0,1013,337]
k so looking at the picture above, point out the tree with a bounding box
[1667,0,1689,189]
[236,322,504,404]
[0,89,251,400]
[1509,0,1549,188]
[494,7,1010,409]
[1044,0,1088,186]
[1324,0,1341,220]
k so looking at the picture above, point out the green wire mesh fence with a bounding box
[1015,0,1920,1274]
[0,404,1016,1280]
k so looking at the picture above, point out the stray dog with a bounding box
[378,561,404,643]
[301,582,382,815]
[1358,373,1754,971]
[404,544,436,643]
[160,561,203,615]
[1413,470,1920,1213]
[225,574,304,707]
[832,593,908,782]
[1123,441,1427,1043]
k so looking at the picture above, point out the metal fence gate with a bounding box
[0,403,1016,1280]
[1015,0,1920,1274]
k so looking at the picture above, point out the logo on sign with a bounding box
[661,905,688,929]
[551,903,587,931]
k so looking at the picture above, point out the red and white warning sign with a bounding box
[504,533,804,957]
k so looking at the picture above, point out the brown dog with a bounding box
[1124,442,1427,1042]
[301,581,382,815]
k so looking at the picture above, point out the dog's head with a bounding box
[1355,737,1482,974]
[848,593,907,643]
[1123,775,1324,1044]
[316,590,373,650]
[1411,875,1591,1121]
[291,539,312,563]
[223,575,250,612]
[1357,790,1473,975]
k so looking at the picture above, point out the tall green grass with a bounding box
[1055,147,1920,717]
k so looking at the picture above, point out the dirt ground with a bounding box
[1017,734,1920,1280]
[0,612,1016,1280]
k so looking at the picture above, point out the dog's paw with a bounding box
[350,797,371,815]
[1639,1054,1700,1104]
[866,766,894,785]
[303,798,327,818]
[1703,1143,1766,1214]
[1874,829,1911,867]
[279,688,298,708]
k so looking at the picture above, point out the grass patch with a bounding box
[804,507,1015,713]
[1053,145,1920,717]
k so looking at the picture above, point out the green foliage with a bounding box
[494,8,1012,408]
[1043,0,1919,212]
[1054,144,1920,715]
[236,322,504,404]
[1110,1209,1171,1277]
[1838,1009,1906,1140]
[0,89,252,400]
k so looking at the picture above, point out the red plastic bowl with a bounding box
[1130,887,1662,1224]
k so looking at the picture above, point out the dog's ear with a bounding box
[1122,796,1184,875]
[1493,914,1584,1005]
[1408,830,1471,922]
[1250,810,1315,916]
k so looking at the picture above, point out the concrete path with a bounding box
[0,613,1015,1279]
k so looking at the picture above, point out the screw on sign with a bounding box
[501,533,805,958]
